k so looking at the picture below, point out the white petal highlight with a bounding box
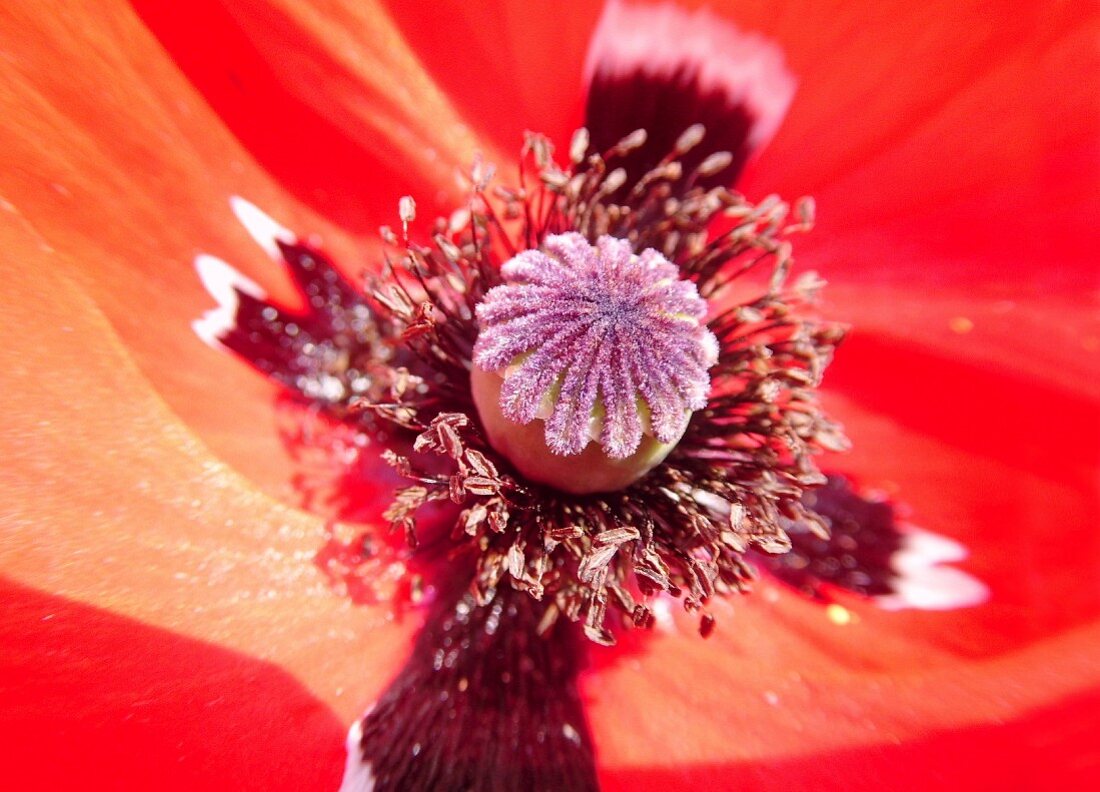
[191,254,264,348]
[876,528,990,611]
[229,195,296,260]
[339,717,376,792]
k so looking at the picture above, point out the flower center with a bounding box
[471,232,718,494]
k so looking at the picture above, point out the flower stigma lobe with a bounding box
[471,231,719,494]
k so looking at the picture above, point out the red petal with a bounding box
[378,0,601,149]
[599,686,1100,789]
[0,239,414,717]
[0,580,345,790]
[4,0,1098,785]
[131,0,497,225]
[586,601,1100,786]
[736,1,1099,283]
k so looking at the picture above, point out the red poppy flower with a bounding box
[2,0,1098,790]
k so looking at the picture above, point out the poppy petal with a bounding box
[598,685,1100,789]
[0,579,345,791]
[754,474,990,610]
[377,0,603,151]
[583,0,796,191]
[736,1,1099,282]
[0,233,414,725]
[586,598,1100,787]
[5,0,1098,786]
[131,0,498,227]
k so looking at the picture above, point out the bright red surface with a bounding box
[1,0,1097,788]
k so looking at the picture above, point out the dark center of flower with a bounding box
[470,232,718,494]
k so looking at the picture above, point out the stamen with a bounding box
[198,127,847,643]
[471,232,718,493]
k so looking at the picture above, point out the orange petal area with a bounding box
[0,0,319,502]
[0,0,491,507]
[0,236,415,727]
[591,614,1099,788]
[132,0,509,229]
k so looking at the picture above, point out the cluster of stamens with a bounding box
[344,125,846,642]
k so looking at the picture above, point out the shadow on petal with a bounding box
[828,332,1099,491]
[598,685,1100,790]
[0,578,346,791]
